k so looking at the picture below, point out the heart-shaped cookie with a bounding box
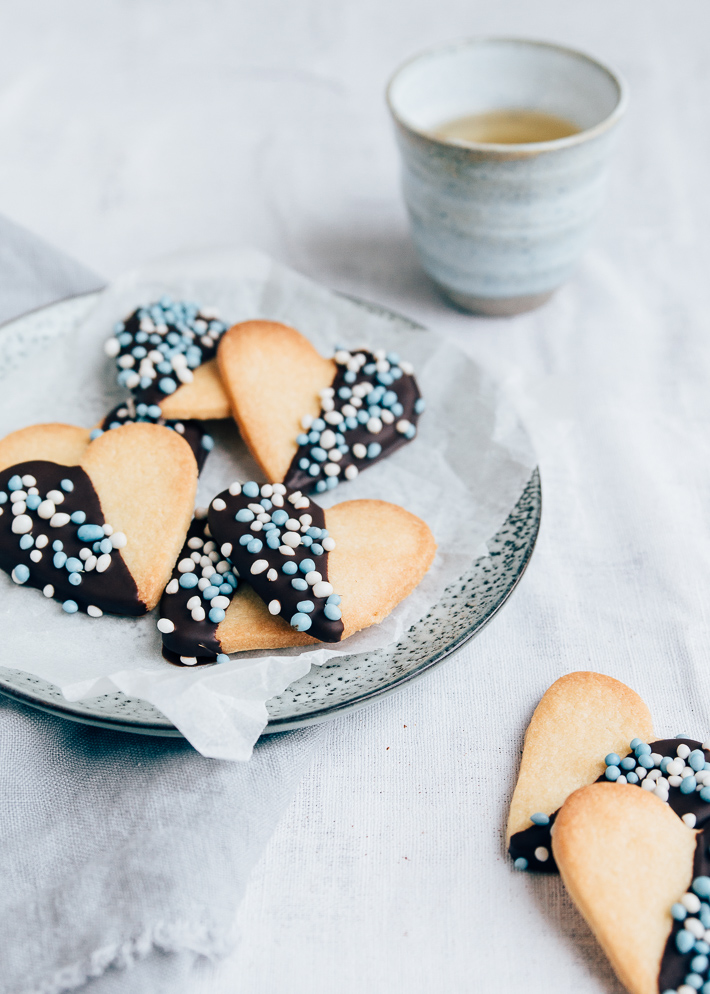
[218,321,424,494]
[104,298,231,420]
[97,401,214,473]
[0,421,197,615]
[157,479,436,662]
[554,783,698,994]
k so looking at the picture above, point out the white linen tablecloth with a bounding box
[1,0,709,991]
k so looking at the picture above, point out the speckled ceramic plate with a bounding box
[0,293,541,737]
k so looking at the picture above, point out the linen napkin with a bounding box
[0,216,321,994]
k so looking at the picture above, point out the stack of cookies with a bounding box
[0,298,437,667]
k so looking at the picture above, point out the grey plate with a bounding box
[0,293,541,737]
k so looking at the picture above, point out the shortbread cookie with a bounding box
[507,672,654,871]
[157,480,436,661]
[0,421,197,615]
[104,298,231,419]
[96,401,213,472]
[218,321,424,493]
[553,783,698,994]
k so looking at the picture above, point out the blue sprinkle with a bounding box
[290,613,312,632]
[202,586,220,600]
[242,482,260,498]
[345,417,358,430]
[312,418,326,432]
[118,332,132,346]
[626,771,639,783]
[660,756,672,773]
[89,428,104,441]
[224,574,238,588]
[219,583,233,596]
[357,410,369,424]
[706,763,710,771]
[70,510,86,524]
[315,482,327,494]
[338,387,352,399]
[52,540,63,552]
[638,754,654,769]
[530,812,550,826]
[311,447,327,462]
[367,443,382,459]
[262,521,276,531]
[272,510,289,526]
[327,594,341,605]
[299,458,310,470]
[697,941,710,955]
[282,562,298,575]
[634,742,651,757]
[266,532,281,549]
[391,402,404,417]
[19,534,34,550]
[159,377,177,394]
[299,559,316,574]
[239,534,251,546]
[132,345,147,359]
[701,787,710,803]
[681,776,698,794]
[620,756,636,770]
[405,425,416,439]
[301,535,313,547]
[68,572,82,586]
[605,753,621,767]
[344,371,356,384]
[604,766,620,781]
[513,858,528,870]
[377,372,393,386]
[297,600,315,614]
[260,499,272,510]
[678,930,697,954]
[690,750,706,772]
[108,422,122,430]
[60,479,74,492]
[179,573,198,589]
[0,492,6,503]
[166,332,180,345]
[114,321,125,333]
[672,902,688,921]
[381,390,398,408]
[236,508,255,523]
[335,433,345,445]
[247,539,263,554]
[216,654,230,664]
[685,975,704,991]
[147,404,162,418]
[53,552,67,569]
[306,527,322,539]
[368,405,382,419]
[694,877,710,899]
[324,603,342,621]
[99,538,113,555]
[65,557,83,573]
[12,563,30,584]
[297,434,310,446]
[209,607,226,623]
[414,398,426,414]
[363,363,376,375]
[26,494,41,510]
[308,464,321,476]
[677,732,693,739]
[311,543,324,555]
[201,435,214,452]
[701,905,710,929]
[77,524,104,542]
[62,600,79,614]
[7,475,22,491]
[135,331,148,344]
[291,578,308,591]
[308,431,320,444]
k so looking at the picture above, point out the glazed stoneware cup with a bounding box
[387,38,627,316]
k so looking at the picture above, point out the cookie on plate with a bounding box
[217,320,424,494]
[0,421,197,615]
[157,479,436,663]
[104,297,231,420]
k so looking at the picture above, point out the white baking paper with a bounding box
[0,249,535,759]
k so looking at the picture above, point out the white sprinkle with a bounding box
[110,531,127,549]
[11,515,32,534]
[650,752,663,767]
[102,524,114,536]
[352,443,367,459]
[29,550,42,563]
[261,484,274,498]
[35,535,48,549]
[271,494,284,507]
[83,555,96,572]
[201,565,216,580]
[279,545,295,556]
[194,506,209,520]
[684,892,704,913]
[211,497,227,512]
[299,514,313,527]
[27,486,39,495]
[104,337,121,357]
[37,500,55,519]
[9,490,26,503]
[313,581,334,598]
[319,430,336,450]
[305,570,323,586]
[170,352,188,369]
[250,521,263,532]
[534,847,549,863]
[334,350,351,365]
[686,918,705,939]
[682,767,695,778]
[323,463,340,477]
[191,605,206,621]
[282,532,301,548]
[294,498,310,509]
[180,656,198,666]
[324,411,344,425]
[328,449,343,462]
[321,396,335,412]
[87,605,103,618]
[178,558,195,573]
[257,513,271,523]
[322,537,336,552]
[11,567,26,584]
[702,741,710,751]
[285,518,300,531]
[373,348,386,361]
[251,559,269,574]
[267,568,278,581]
[616,774,627,784]
[79,548,91,560]
[350,396,362,408]
[43,584,54,597]
[216,560,231,574]
[212,596,230,609]
[199,554,210,567]
[678,743,691,759]
[96,554,112,573]
[666,758,684,777]
[341,404,357,418]
[400,360,414,375]
[148,349,163,363]
[49,512,70,528]
[198,577,211,590]
[381,409,395,425]
[655,776,669,789]
[301,414,314,430]
[185,596,201,610]
[268,599,281,615]
[641,778,656,791]
[344,465,359,480]
[204,541,216,553]
[367,417,383,434]
[272,484,287,495]
[165,578,179,594]
[157,618,175,634]
[220,543,233,557]
[683,813,698,829]
[396,419,412,434]
[288,491,303,504]
[668,775,682,787]
[12,502,26,516]
[118,354,135,369]
[188,537,204,550]
[646,769,661,781]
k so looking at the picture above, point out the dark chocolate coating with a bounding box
[283,351,421,494]
[100,403,210,473]
[0,460,143,616]
[658,828,710,991]
[207,485,344,643]
[509,739,710,875]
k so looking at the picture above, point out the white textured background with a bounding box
[2,1,710,991]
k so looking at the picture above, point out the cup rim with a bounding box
[386,36,629,153]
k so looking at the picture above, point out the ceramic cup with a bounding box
[387,38,627,316]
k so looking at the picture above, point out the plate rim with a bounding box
[0,290,541,738]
